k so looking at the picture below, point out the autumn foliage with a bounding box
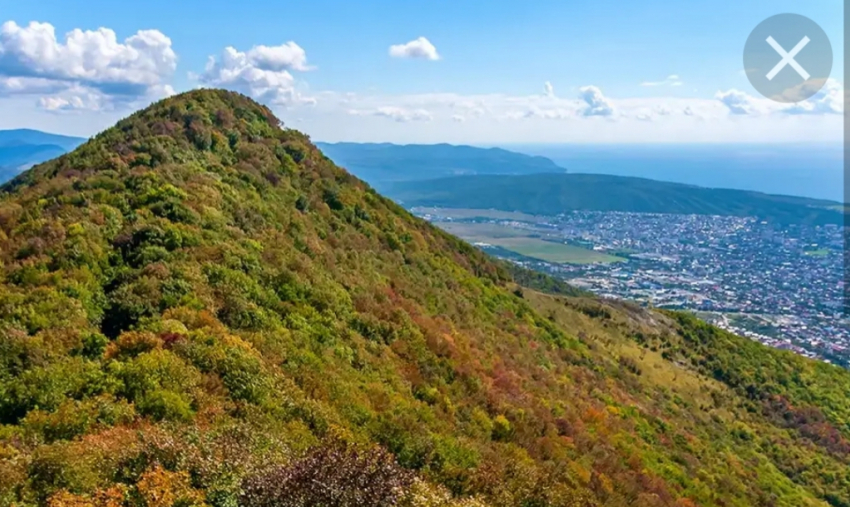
[0,90,848,507]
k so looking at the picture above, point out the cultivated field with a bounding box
[437,221,625,264]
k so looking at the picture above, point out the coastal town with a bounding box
[416,208,849,367]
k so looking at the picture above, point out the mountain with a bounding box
[1,90,849,507]
[388,173,845,225]
[316,142,566,189]
[0,129,86,183]
[0,129,85,150]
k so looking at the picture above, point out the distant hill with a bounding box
[0,128,85,150]
[388,173,844,225]
[316,142,566,188]
[0,129,86,183]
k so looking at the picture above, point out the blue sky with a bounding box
[0,0,843,143]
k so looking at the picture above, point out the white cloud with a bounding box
[715,89,772,115]
[715,80,843,117]
[578,86,615,116]
[519,106,574,120]
[544,81,554,97]
[389,37,440,61]
[349,106,433,122]
[641,74,683,87]
[284,86,843,144]
[38,96,80,111]
[0,76,65,94]
[783,79,843,115]
[0,20,176,109]
[37,85,104,112]
[243,43,311,71]
[199,43,315,106]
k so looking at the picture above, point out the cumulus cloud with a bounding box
[715,80,844,117]
[449,98,487,118]
[520,106,574,120]
[641,75,683,87]
[38,95,93,112]
[349,106,433,122]
[0,20,176,109]
[389,37,440,61]
[715,89,769,115]
[37,85,105,112]
[578,86,615,116]
[0,76,65,95]
[452,114,466,122]
[782,79,843,115]
[199,43,315,106]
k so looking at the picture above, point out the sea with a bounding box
[505,143,844,202]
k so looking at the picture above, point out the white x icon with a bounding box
[765,36,811,81]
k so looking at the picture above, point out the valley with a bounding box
[413,207,849,368]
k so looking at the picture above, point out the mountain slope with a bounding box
[316,142,566,188]
[1,90,849,507]
[388,173,844,225]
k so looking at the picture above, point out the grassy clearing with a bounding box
[523,291,727,418]
[494,237,624,264]
[437,221,624,264]
[412,207,545,222]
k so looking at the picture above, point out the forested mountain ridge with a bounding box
[1,89,849,507]
[387,173,844,225]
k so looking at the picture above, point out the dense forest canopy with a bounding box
[0,89,849,507]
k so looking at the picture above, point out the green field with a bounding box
[412,207,544,222]
[437,222,624,264]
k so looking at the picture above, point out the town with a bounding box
[416,208,849,368]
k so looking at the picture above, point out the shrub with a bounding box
[136,389,194,422]
[118,349,200,418]
[239,443,413,507]
[136,465,206,507]
[491,415,513,442]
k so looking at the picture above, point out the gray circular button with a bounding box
[743,13,832,103]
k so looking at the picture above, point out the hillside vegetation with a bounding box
[1,90,849,507]
[388,173,844,225]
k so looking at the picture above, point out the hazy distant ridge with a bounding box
[316,141,566,186]
[0,129,86,182]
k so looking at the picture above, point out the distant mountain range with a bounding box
[4,134,843,225]
[0,129,86,183]
[316,142,566,189]
[387,173,845,225]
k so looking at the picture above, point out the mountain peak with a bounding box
[121,88,283,132]
[3,89,322,193]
